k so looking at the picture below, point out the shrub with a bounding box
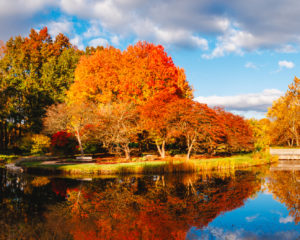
[18,134,51,155]
[51,131,78,155]
[19,134,34,153]
[31,134,51,154]
[83,142,105,154]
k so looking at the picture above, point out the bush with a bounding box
[18,134,34,153]
[51,131,78,155]
[31,134,51,154]
[83,142,105,154]
[18,134,51,155]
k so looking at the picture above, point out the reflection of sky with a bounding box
[187,191,300,240]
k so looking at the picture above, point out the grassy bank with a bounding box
[0,155,19,165]
[18,153,278,176]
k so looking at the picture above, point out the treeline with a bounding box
[249,77,300,149]
[0,28,254,158]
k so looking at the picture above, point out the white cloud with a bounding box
[0,0,56,17]
[70,35,84,50]
[246,214,259,222]
[278,60,295,69]
[3,0,300,54]
[110,35,120,45]
[276,45,297,53]
[245,62,258,69]
[48,19,73,37]
[194,89,283,114]
[89,37,109,47]
[202,27,268,59]
[279,215,294,224]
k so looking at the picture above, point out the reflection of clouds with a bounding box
[279,215,294,224]
[188,226,300,240]
[246,214,259,222]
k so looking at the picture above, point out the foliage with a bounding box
[216,108,254,153]
[139,90,181,158]
[0,27,82,136]
[92,102,139,159]
[31,134,51,154]
[18,133,50,154]
[267,77,300,147]
[18,134,35,153]
[167,98,225,159]
[248,118,270,151]
[50,131,77,155]
[44,102,98,155]
[67,41,192,105]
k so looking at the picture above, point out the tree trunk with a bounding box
[123,144,131,160]
[75,130,84,156]
[187,144,193,160]
[155,140,165,158]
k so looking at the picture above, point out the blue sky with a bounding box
[1,0,299,118]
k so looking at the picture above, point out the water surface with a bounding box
[0,165,299,239]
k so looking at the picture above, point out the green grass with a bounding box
[18,153,278,176]
[0,155,19,164]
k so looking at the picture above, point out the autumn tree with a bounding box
[216,108,254,154]
[0,27,81,138]
[267,77,300,146]
[167,99,225,159]
[139,90,181,158]
[67,41,192,105]
[89,102,139,160]
[248,118,271,151]
[43,102,98,155]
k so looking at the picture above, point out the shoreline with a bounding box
[17,154,278,176]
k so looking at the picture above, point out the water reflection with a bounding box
[268,170,300,223]
[0,167,300,240]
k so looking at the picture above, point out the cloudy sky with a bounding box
[1,0,299,118]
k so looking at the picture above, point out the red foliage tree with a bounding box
[167,99,226,159]
[216,108,254,153]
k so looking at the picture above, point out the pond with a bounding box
[0,165,300,240]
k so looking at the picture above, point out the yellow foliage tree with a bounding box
[267,77,300,146]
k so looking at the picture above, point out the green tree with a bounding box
[0,27,81,152]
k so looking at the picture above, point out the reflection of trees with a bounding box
[0,170,73,239]
[268,170,300,224]
[56,170,262,240]
[0,169,264,240]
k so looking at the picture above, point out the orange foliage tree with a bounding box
[67,41,192,105]
[139,90,181,158]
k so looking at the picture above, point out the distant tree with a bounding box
[248,118,271,151]
[267,77,300,146]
